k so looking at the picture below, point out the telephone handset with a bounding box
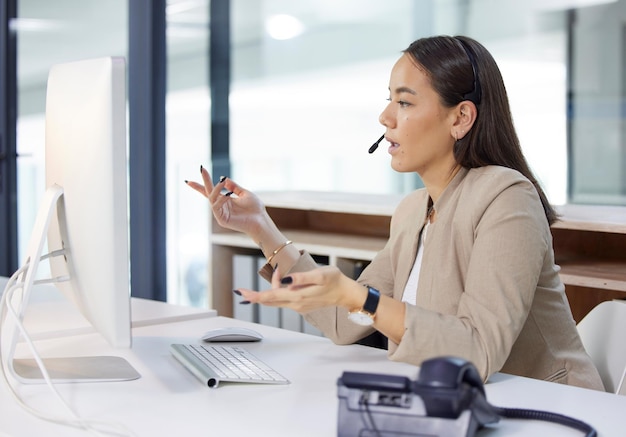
[337,356,597,437]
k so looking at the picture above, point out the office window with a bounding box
[15,0,128,267]
[12,0,210,306]
[165,0,211,306]
[569,1,626,205]
[229,0,570,205]
[230,0,417,195]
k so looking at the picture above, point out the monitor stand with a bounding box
[3,185,140,384]
[12,356,140,383]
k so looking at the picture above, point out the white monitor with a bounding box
[2,57,139,383]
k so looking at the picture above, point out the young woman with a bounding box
[188,35,604,390]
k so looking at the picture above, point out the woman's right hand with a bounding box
[186,166,267,237]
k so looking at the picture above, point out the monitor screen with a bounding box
[2,57,139,383]
[45,56,131,350]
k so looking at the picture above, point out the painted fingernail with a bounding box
[219,176,226,183]
[224,191,234,197]
[273,263,279,272]
[280,276,293,285]
[233,289,241,296]
[239,300,251,305]
[200,165,204,173]
[184,180,189,184]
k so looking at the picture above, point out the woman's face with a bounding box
[379,53,457,177]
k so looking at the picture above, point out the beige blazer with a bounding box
[261,166,604,390]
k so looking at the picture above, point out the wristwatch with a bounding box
[347,286,380,326]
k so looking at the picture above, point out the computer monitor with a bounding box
[2,57,139,383]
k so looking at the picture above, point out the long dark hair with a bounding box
[403,35,558,225]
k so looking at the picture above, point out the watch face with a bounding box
[348,311,374,326]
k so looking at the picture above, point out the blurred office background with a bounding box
[2,0,625,306]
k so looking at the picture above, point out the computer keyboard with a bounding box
[170,343,290,388]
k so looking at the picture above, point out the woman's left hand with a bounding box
[235,265,364,314]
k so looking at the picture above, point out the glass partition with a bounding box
[15,0,128,267]
[229,0,571,205]
[569,1,626,205]
[165,0,210,306]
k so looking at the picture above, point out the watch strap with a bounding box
[362,286,380,315]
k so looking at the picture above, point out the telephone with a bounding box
[337,356,597,437]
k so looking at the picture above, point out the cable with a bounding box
[0,262,137,437]
[495,406,597,437]
[1,274,136,436]
[359,392,382,437]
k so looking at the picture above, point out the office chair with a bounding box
[577,300,626,395]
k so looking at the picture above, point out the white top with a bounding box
[402,221,429,305]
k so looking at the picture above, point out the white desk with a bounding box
[0,276,217,340]
[1,315,626,437]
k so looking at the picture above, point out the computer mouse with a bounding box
[201,326,264,342]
